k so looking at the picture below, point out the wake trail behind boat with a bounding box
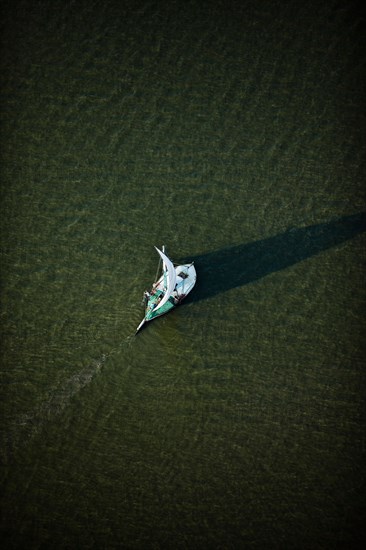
[1,354,107,465]
[2,332,140,466]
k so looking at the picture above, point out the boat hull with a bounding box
[137,262,196,331]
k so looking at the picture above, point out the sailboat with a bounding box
[136,246,196,333]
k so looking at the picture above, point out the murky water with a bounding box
[1,1,365,548]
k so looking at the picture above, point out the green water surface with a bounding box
[1,1,365,548]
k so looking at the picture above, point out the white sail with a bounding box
[154,247,176,312]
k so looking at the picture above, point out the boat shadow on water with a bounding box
[182,212,366,304]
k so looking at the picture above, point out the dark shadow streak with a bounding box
[182,212,366,304]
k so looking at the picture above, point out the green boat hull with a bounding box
[136,248,196,333]
[145,290,175,321]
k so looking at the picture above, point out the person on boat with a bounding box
[172,283,181,304]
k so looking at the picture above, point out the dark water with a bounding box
[1,0,365,548]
